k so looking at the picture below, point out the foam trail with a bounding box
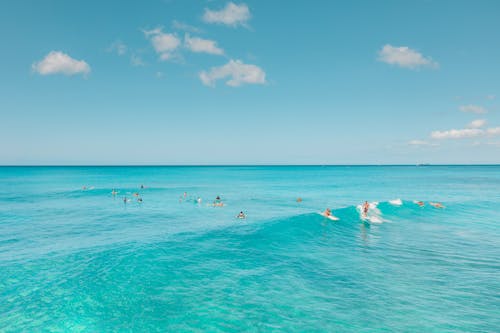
[389,198,402,206]
[356,201,383,223]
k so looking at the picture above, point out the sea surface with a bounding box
[0,166,499,332]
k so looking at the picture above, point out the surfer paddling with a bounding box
[322,208,339,220]
[430,202,444,208]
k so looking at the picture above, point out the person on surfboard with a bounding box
[362,201,370,216]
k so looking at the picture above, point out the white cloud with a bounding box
[430,126,500,140]
[172,20,202,33]
[459,104,487,114]
[107,40,127,55]
[378,44,438,69]
[486,94,495,100]
[431,128,484,139]
[143,27,163,37]
[487,127,500,136]
[467,119,487,129]
[143,27,180,61]
[408,140,438,147]
[203,2,251,27]
[32,51,90,76]
[199,59,266,87]
[184,34,224,55]
[131,54,145,66]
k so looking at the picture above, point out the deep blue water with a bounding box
[0,166,499,332]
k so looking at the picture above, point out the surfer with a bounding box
[321,208,339,220]
[363,201,370,216]
[322,208,332,217]
[237,211,246,219]
[430,202,444,208]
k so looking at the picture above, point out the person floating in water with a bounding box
[430,202,444,208]
[140,184,144,189]
[123,197,128,204]
[213,196,224,207]
[197,197,202,204]
[416,201,425,207]
[134,192,140,197]
[237,211,246,219]
[138,197,143,203]
[111,189,118,196]
[296,197,303,203]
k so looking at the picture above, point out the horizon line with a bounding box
[1,164,500,167]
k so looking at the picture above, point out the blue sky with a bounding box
[1,0,499,164]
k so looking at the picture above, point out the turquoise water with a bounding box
[1,166,499,332]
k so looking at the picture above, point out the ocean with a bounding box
[0,166,499,332]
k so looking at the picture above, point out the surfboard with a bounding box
[318,212,339,220]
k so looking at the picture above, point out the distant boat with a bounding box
[416,163,431,166]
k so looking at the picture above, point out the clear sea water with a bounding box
[0,166,499,332]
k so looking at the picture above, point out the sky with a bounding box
[0,0,499,165]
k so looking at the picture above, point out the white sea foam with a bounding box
[389,198,402,206]
[356,201,384,223]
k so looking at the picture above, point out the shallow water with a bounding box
[1,166,499,332]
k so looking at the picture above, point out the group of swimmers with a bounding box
[416,201,444,208]
[96,185,445,221]
[110,188,144,204]
[321,200,445,220]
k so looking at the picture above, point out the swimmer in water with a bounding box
[197,197,202,204]
[123,197,128,204]
[134,192,139,197]
[138,197,143,203]
[297,197,303,203]
[430,202,444,208]
[140,184,144,189]
[416,201,425,207]
[82,186,87,191]
[111,189,118,196]
[237,211,246,219]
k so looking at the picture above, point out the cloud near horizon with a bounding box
[467,119,487,129]
[431,125,500,140]
[408,140,439,147]
[32,51,90,76]
[378,44,438,69]
[203,2,251,27]
[459,104,487,114]
[184,34,224,55]
[199,59,266,87]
